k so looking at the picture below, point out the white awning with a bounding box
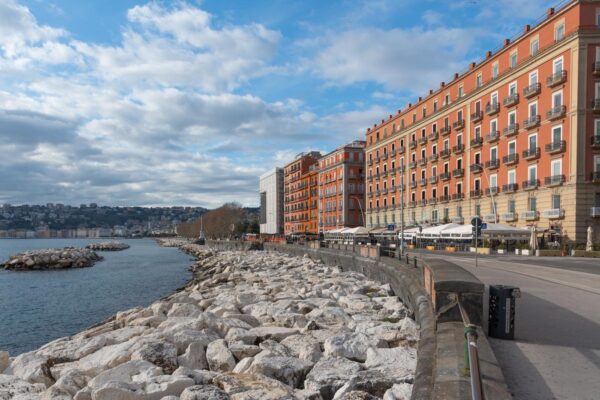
[419,223,462,238]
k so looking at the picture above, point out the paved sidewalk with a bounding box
[424,254,600,400]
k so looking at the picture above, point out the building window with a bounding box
[476,73,483,88]
[552,194,561,209]
[491,92,498,105]
[443,208,449,221]
[413,113,417,123]
[457,206,462,217]
[555,23,565,41]
[528,165,537,181]
[530,38,539,56]
[444,93,450,105]
[475,204,481,216]
[509,82,517,96]
[508,200,516,213]
[508,110,516,126]
[596,9,600,27]
[458,85,464,98]
[510,51,518,68]
[552,125,562,143]
[492,62,499,79]
[529,70,538,85]
[433,100,438,112]
[552,90,563,107]
[529,101,538,117]
[553,57,563,74]
[551,159,562,177]
[422,107,427,118]
[528,133,537,151]
[528,197,537,212]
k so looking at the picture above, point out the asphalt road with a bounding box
[422,252,600,400]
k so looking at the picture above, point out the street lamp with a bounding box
[350,195,365,227]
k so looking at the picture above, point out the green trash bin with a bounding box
[488,285,521,339]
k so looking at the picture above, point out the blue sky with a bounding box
[1,0,553,207]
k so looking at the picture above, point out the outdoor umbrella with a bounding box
[587,226,593,252]
[529,226,537,253]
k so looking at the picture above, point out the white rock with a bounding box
[324,333,388,362]
[130,340,178,374]
[364,347,417,373]
[177,342,207,370]
[88,360,162,390]
[228,343,261,360]
[0,351,9,373]
[246,356,313,388]
[304,357,362,400]
[0,374,46,398]
[280,334,322,363]
[248,327,299,342]
[143,375,195,399]
[8,352,52,387]
[224,328,256,345]
[205,340,236,372]
[232,357,254,373]
[167,303,202,318]
[76,338,138,376]
[180,384,230,400]
[166,329,220,355]
[91,380,142,400]
[383,383,413,400]
[172,367,217,386]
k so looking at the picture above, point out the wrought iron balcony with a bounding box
[523,115,541,129]
[503,153,519,165]
[523,147,540,160]
[440,126,451,136]
[429,175,438,184]
[428,198,438,205]
[470,136,483,147]
[485,186,500,196]
[440,195,450,203]
[485,102,500,116]
[397,145,406,153]
[428,131,439,141]
[521,210,539,221]
[409,140,417,149]
[503,123,519,137]
[485,159,500,170]
[419,199,428,207]
[367,175,374,182]
[418,158,428,166]
[592,99,600,113]
[452,193,465,200]
[591,207,600,217]
[409,201,417,208]
[545,140,566,154]
[470,189,483,198]
[440,172,451,181]
[390,149,397,158]
[453,119,465,131]
[409,181,417,188]
[440,149,451,159]
[546,105,566,120]
[452,168,464,178]
[486,131,500,143]
[593,61,600,76]
[503,93,519,107]
[368,159,373,166]
[419,178,427,187]
[543,208,565,219]
[544,175,565,187]
[592,171,600,182]
[409,161,417,169]
[471,111,484,123]
[453,144,465,154]
[470,163,483,173]
[381,153,388,160]
[523,82,541,99]
[418,136,428,145]
[502,212,517,222]
[428,153,438,162]
[522,179,539,190]
[546,70,567,88]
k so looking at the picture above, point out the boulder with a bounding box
[383,383,412,400]
[246,356,312,388]
[8,352,52,387]
[331,370,411,399]
[180,384,230,400]
[0,351,9,372]
[88,360,162,391]
[232,357,254,374]
[177,342,208,370]
[0,374,46,398]
[131,340,179,374]
[304,357,362,400]
[205,340,236,372]
[334,391,379,400]
[142,375,195,399]
[364,347,417,375]
[172,367,218,385]
[323,333,387,362]
[212,373,294,399]
[247,327,299,342]
[167,329,220,354]
[227,343,261,361]
[224,328,256,346]
[167,303,202,318]
[280,335,322,363]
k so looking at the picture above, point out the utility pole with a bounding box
[400,164,405,257]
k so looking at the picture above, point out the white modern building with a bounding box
[259,168,284,234]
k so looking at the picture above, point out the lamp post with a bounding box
[350,195,365,227]
[482,168,498,223]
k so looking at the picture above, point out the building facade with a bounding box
[365,1,600,244]
[259,168,284,234]
[318,140,367,231]
[283,151,322,235]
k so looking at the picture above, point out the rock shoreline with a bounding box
[0,244,418,400]
[86,242,130,252]
[1,247,103,271]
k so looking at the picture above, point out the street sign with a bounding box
[387,224,395,231]
[480,223,488,230]
[471,217,483,227]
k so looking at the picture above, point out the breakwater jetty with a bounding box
[0,244,417,400]
[86,242,130,251]
[1,247,103,271]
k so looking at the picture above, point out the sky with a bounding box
[0,0,554,208]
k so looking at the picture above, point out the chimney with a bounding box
[441,82,445,87]
[486,51,492,58]
[389,114,393,119]
[429,89,433,95]
[398,109,402,114]
[547,7,554,17]
[367,128,371,132]
[504,38,510,46]
[454,73,459,79]
[418,97,422,102]
[470,62,476,69]
[524,24,531,33]
[408,103,412,108]
[381,119,385,124]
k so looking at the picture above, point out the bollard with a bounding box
[413,257,417,268]
[406,254,409,264]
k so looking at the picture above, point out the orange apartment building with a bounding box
[318,141,367,231]
[365,0,600,244]
[283,151,321,235]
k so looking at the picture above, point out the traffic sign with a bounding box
[471,217,483,227]
[387,224,395,231]
[480,223,488,230]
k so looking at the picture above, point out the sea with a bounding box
[0,238,192,355]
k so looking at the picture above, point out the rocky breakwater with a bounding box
[156,238,191,248]
[0,247,418,400]
[1,247,103,271]
[86,242,130,252]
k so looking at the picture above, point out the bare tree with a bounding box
[177,203,250,239]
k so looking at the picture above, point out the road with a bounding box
[421,252,600,400]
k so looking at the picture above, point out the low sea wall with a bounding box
[207,240,511,400]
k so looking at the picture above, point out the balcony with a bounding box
[470,189,483,198]
[382,188,388,195]
[484,214,498,223]
[592,172,600,182]
[593,99,600,113]
[419,199,428,207]
[503,123,519,137]
[546,105,566,121]
[486,131,500,143]
[502,183,518,193]
[440,149,451,159]
[522,179,539,190]
[429,175,438,184]
[470,163,483,173]
[544,175,565,187]
[523,82,541,99]
[452,193,465,200]
[503,93,519,108]
[453,120,465,131]
[419,136,428,145]
[471,137,483,148]
[409,140,417,149]
[367,159,373,166]
[546,70,567,88]
[409,201,417,208]
[453,144,465,154]
[452,168,464,178]
[485,186,500,196]
[502,212,517,222]
[521,210,539,221]
[428,131,439,141]
[523,115,541,129]
[409,181,417,188]
[471,111,484,123]
[398,145,406,154]
[440,126,451,136]
[382,153,388,161]
[367,175,374,182]
[429,153,438,162]
[503,153,519,165]
[485,102,500,116]
[523,147,540,160]
[418,158,428,167]
[451,216,464,224]
[543,208,565,219]
[591,207,600,217]
[389,167,396,175]
[485,159,500,170]
[367,192,374,198]
[428,198,438,205]
[390,149,397,158]
[409,161,417,169]
[440,195,450,203]
[419,178,427,187]
[440,172,451,181]
[545,140,566,154]
[593,61,600,76]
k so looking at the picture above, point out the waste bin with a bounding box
[488,285,520,339]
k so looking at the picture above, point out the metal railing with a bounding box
[457,298,485,400]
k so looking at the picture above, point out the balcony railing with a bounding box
[485,102,500,116]
[503,93,519,107]
[593,62,600,76]
[592,171,600,182]
[382,153,388,161]
[486,131,500,143]
[452,193,465,200]
[521,210,539,221]
[452,168,464,178]
[470,163,483,173]
[523,82,541,98]
[523,115,541,129]
[503,123,519,137]
[367,175,374,182]
[544,175,565,187]
[397,145,405,154]
[593,99,600,113]
[503,153,519,165]
[440,149,451,158]
[545,140,566,154]
[543,208,565,219]
[419,178,427,187]
[440,195,450,203]
[440,126,451,136]
[419,158,428,166]
[419,136,428,145]
[546,105,566,120]
[522,179,539,190]
[485,186,499,196]
[453,144,465,154]
[523,147,540,160]
[485,159,500,169]
[451,216,464,224]
[471,111,484,123]
[429,153,438,162]
[368,159,373,166]
[440,172,451,181]
[428,198,438,205]
[471,136,483,147]
[390,149,397,157]
[546,70,567,88]
[502,212,517,222]
[409,181,417,188]
[502,183,518,193]
[484,214,498,223]
[453,120,465,131]
[420,199,428,207]
[409,161,417,169]
[470,189,483,198]
[429,175,438,184]
[428,131,439,141]
[409,201,417,208]
[591,207,600,217]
